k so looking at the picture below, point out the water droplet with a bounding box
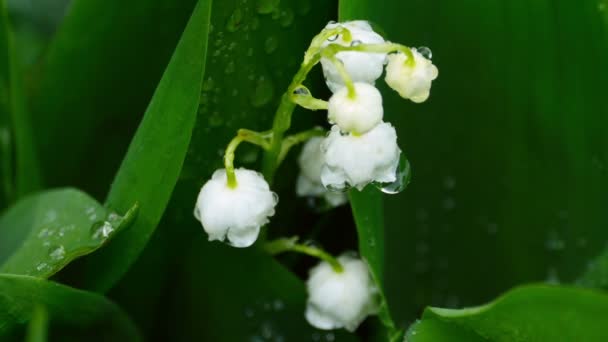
[36,262,49,272]
[244,307,255,318]
[296,0,311,15]
[91,221,114,240]
[250,76,274,107]
[545,267,560,284]
[443,176,456,189]
[250,17,260,30]
[545,231,565,251]
[226,8,244,32]
[442,197,455,210]
[256,0,280,14]
[324,333,335,342]
[325,182,350,193]
[417,46,433,59]
[292,86,309,95]
[279,9,294,27]
[225,61,236,74]
[264,36,278,54]
[48,245,65,261]
[376,155,412,194]
[350,40,362,46]
[599,2,606,11]
[260,322,274,339]
[327,34,338,42]
[487,222,499,234]
[246,47,254,57]
[272,299,284,311]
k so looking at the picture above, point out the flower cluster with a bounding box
[192,20,437,333]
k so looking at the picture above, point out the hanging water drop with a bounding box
[375,155,412,194]
[417,46,433,59]
[225,61,236,74]
[350,40,362,46]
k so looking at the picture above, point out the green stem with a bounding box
[321,46,356,98]
[262,27,351,183]
[264,237,344,273]
[224,129,272,188]
[278,127,325,164]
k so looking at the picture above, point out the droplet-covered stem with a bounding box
[264,237,344,273]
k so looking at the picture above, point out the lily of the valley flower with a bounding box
[328,82,383,134]
[297,137,348,207]
[194,168,277,247]
[321,123,401,191]
[305,254,379,331]
[385,48,439,103]
[321,21,386,92]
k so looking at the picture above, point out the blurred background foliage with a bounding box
[1,0,608,340]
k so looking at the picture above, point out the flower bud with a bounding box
[328,82,383,134]
[321,123,401,191]
[194,168,277,247]
[385,48,438,103]
[305,254,379,331]
[321,21,386,92]
[296,137,348,207]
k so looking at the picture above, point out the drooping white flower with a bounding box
[321,122,401,191]
[321,21,386,92]
[328,82,383,134]
[385,48,438,103]
[194,168,277,247]
[297,137,348,207]
[305,254,379,331]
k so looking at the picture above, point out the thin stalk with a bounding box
[264,237,343,273]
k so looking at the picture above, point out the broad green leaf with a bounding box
[28,0,197,195]
[0,274,140,341]
[0,0,40,206]
[0,188,136,278]
[406,285,608,342]
[340,0,608,325]
[68,0,212,292]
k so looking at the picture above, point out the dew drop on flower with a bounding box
[417,46,433,59]
[376,155,411,194]
[350,40,362,46]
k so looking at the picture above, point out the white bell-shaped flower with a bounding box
[328,82,383,134]
[305,254,379,331]
[297,137,348,207]
[321,122,401,191]
[385,48,438,103]
[321,21,386,92]
[194,168,277,247]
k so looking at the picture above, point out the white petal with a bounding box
[385,49,438,103]
[194,168,277,248]
[328,82,383,134]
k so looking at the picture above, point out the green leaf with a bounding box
[0,188,136,278]
[0,0,41,206]
[28,0,197,195]
[349,187,401,341]
[69,0,212,292]
[0,274,140,341]
[406,285,608,342]
[339,0,608,324]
